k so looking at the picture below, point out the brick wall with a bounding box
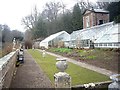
[96,13,109,25]
[83,12,109,29]
[83,13,94,28]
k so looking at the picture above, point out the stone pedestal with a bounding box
[54,58,71,89]
[54,72,71,88]
[42,50,46,58]
[108,74,120,90]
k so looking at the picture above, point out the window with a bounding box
[114,43,119,46]
[119,44,120,46]
[108,43,112,46]
[104,20,106,23]
[104,43,107,46]
[86,16,90,27]
[72,41,75,45]
[95,44,98,46]
[99,43,102,46]
[99,20,103,25]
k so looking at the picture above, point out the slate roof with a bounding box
[83,9,109,15]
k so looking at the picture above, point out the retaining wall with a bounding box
[0,50,18,89]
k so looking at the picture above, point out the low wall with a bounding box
[0,50,18,89]
[72,81,112,90]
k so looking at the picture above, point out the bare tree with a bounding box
[42,2,62,22]
[24,30,32,49]
[60,0,66,14]
[41,1,64,35]
[2,25,12,43]
[21,6,39,30]
[96,2,110,9]
[75,0,110,13]
[76,0,96,13]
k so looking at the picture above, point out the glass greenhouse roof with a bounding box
[95,24,119,43]
[41,31,70,43]
[70,22,114,41]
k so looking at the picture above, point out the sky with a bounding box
[0,0,105,32]
[0,0,119,32]
[0,0,78,32]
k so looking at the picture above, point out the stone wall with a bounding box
[0,50,17,89]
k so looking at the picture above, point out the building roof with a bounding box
[71,22,114,41]
[40,31,70,43]
[93,9,109,13]
[94,24,120,43]
[83,8,109,15]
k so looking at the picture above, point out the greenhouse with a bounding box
[70,22,114,48]
[94,24,120,48]
[39,31,70,49]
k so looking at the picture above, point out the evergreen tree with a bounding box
[72,4,83,31]
[34,17,47,38]
[62,12,73,33]
[107,1,120,23]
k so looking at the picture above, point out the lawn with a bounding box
[28,49,110,86]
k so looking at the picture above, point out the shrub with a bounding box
[79,50,84,53]
[53,48,72,53]
[112,48,120,52]
[87,56,96,60]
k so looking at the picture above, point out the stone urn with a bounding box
[56,58,68,72]
[54,58,71,88]
[108,74,120,90]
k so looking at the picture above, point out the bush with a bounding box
[51,48,72,53]
[2,42,13,56]
[87,55,96,60]
[112,48,120,52]
[114,15,120,23]
[79,50,84,53]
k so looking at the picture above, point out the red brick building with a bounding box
[83,9,109,28]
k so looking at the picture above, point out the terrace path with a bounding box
[10,50,53,88]
[38,49,116,77]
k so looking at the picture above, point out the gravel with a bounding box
[10,50,53,88]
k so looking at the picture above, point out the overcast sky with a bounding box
[0,0,79,32]
[0,0,119,32]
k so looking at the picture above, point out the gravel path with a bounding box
[10,50,53,88]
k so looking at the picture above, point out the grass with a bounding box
[49,48,72,53]
[28,49,110,86]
